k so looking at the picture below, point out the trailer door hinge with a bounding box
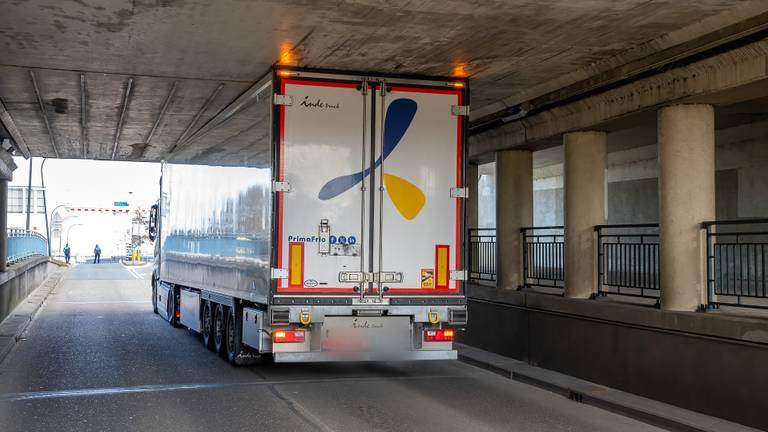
[451,105,470,116]
[450,187,468,198]
[271,268,288,279]
[272,180,292,193]
[274,94,294,106]
[450,270,467,281]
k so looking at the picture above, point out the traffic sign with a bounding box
[114,202,129,207]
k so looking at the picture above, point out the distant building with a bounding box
[7,185,47,233]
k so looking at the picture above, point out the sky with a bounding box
[9,157,161,257]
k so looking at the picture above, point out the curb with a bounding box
[455,343,759,432]
[0,270,64,364]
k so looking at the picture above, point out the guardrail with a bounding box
[596,224,660,302]
[7,228,47,265]
[703,219,768,309]
[468,228,496,281]
[521,226,564,290]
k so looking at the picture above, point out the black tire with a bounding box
[226,306,257,366]
[151,276,158,315]
[214,304,227,358]
[202,301,215,351]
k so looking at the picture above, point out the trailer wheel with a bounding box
[225,307,257,366]
[214,304,227,358]
[201,301,215,351]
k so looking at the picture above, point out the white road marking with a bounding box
[121,264,143,280]
[0,374,462,402]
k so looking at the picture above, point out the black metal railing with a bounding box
[522,226,564,290]
[703,219,768,309]
[468,228,496,281]
[596,224,660,301]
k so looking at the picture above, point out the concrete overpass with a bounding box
[0,1,766,164]
[2,1,768,430]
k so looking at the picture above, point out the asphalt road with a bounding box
[0,263,662,432]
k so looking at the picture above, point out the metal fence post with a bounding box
[520,227,527,290]
[595,225,603,298]
[0,180,7,272]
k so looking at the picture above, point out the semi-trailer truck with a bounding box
[148,67,469,364]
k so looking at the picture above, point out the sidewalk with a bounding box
[0,269,64,364]
[456,343,759,432]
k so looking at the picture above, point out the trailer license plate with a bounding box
[321,316,411,352]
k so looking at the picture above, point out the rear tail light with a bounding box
[424,329,454,342]
[272,329,306,343]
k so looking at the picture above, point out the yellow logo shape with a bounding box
[384,173,426,220]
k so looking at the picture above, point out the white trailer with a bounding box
[149,68,469,364]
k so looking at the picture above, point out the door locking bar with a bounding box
[339,271,403,284]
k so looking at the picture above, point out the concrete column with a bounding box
[658,104,715,311]
[496,150,532,290]
[467,163,479,229]
[564,131,606,298]
[0,180,7,272]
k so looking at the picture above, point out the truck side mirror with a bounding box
[148,204,158,242]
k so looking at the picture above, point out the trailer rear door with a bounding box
[372,85,464,294]
[276,75,464,295]
[276,78,370,293]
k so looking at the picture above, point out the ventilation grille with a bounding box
[449,308,468,325]
[271,308,290,326]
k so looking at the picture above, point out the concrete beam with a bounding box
[28,71,59,158]
[176,76,272,155]
[80,74,88,159]
[0,150,16,181]
[0,98,31,159]
[471,5,768,122]
[167,82,224,157]
[111,77,134,160]
[141,81,177,158]
[470,37,768,159]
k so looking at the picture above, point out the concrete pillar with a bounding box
[0,180,7,272]
[496,150,532,290]
[467,163,479,229]
[564,131,606,299]
[658,104,715,311]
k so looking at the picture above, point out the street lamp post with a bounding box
[65,223,84,254]
[48,203,67,255]
[58,216,79,253]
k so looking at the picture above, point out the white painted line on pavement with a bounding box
[121,265,143,280]
[0,374,462,402]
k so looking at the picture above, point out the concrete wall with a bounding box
[0,257,56,323]
[459,284,768,430]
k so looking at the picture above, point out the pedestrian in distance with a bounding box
[93,244,101,264]
[63,244,71,264]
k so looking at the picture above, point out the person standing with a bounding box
[93,244,101,264]
[63,244,71,264]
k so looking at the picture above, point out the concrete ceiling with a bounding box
[0,0,763,164]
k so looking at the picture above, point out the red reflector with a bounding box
[272,329,306,343]
[424,329,454,342]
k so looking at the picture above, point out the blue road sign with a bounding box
[114,202,129,207]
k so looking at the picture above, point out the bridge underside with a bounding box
[1,1,767,166]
